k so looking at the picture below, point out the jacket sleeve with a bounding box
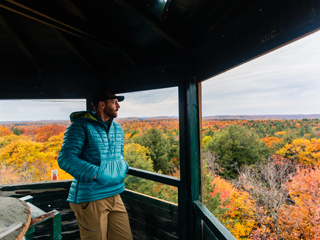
[58,120,99,183]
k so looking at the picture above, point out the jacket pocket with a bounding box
[95,160,128,187]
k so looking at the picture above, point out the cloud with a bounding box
[119,87,179,118]
[202,30,320,116]
[0,100,86,121]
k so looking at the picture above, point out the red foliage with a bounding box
[34,124,66,142]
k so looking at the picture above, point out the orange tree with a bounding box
[0,126,12,136]
[34,124,66,142]
[279,166,320,239]
[202,159,255,239]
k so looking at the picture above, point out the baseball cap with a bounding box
[91,90,125,106]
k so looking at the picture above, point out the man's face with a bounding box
[102,97,120,119]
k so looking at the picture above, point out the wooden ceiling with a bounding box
[0,0,319,99]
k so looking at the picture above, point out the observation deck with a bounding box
[0,0,319,239]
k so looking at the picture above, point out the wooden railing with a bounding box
[128,167,180,187]
[0,167,235,240]
[127,167,236,240]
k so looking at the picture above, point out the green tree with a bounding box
[124,143,154,171]
[124,143,178,203]
[133,128,176,174]
[205,124,267,179]
[11,126,22,135]
[165,131,179,167]
[124,143,155,193]
[202,136,212,150]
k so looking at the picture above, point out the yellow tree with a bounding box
[0,137,63,182]
[0,162,20,184]
[210,176,256,239]
[0,138,47,182]
[0,134,24,148]
[277,138,320,166]
[202,158,255,239]
[44,132,73,180]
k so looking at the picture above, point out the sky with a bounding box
[201,30,320,116]
[0,30,319,121]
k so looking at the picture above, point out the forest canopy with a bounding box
[1,117,320,239]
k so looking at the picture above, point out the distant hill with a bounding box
[0,120,70,127]
[116,116,178,122]
[203,114,320,120]
[1,114,320,126]
[115,117,144,122]
[118,114,320,121]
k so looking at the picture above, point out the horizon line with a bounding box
[1,113,320,123]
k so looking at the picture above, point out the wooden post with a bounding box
[178,53,202,240]
[86,97,92,111]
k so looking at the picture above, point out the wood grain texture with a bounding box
[0,197,31,240]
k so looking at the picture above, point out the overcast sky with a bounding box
[0,30,319,122]
[201,30,320,116]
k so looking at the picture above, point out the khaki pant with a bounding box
[70,194,133,240]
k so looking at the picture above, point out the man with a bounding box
[58,90,133,240]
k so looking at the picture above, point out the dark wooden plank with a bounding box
[194,200,236,240]
[121,190,178,239]
[0,180,72,192]
[122,190,178,218]
[111,0,186,51]
[0,13,42,74]
[128,167,180,187]
[129,218,178,240]
[0,0,136,66]
[53,28,97,74]
[203,221,219,240]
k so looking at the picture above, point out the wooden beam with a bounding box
[52,28,97,74]
[178,52,201,240]
[111,0,186,51]
[128,167,180,187]
[0,0,136,66]
[0,13,42,74]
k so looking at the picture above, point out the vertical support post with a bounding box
[50,212,62,240]
[178,53,202,240]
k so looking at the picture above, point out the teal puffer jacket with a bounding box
[58,111,129,203]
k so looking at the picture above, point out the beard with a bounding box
[103,107,118,119]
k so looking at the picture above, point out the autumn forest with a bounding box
[1,117,319,239]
